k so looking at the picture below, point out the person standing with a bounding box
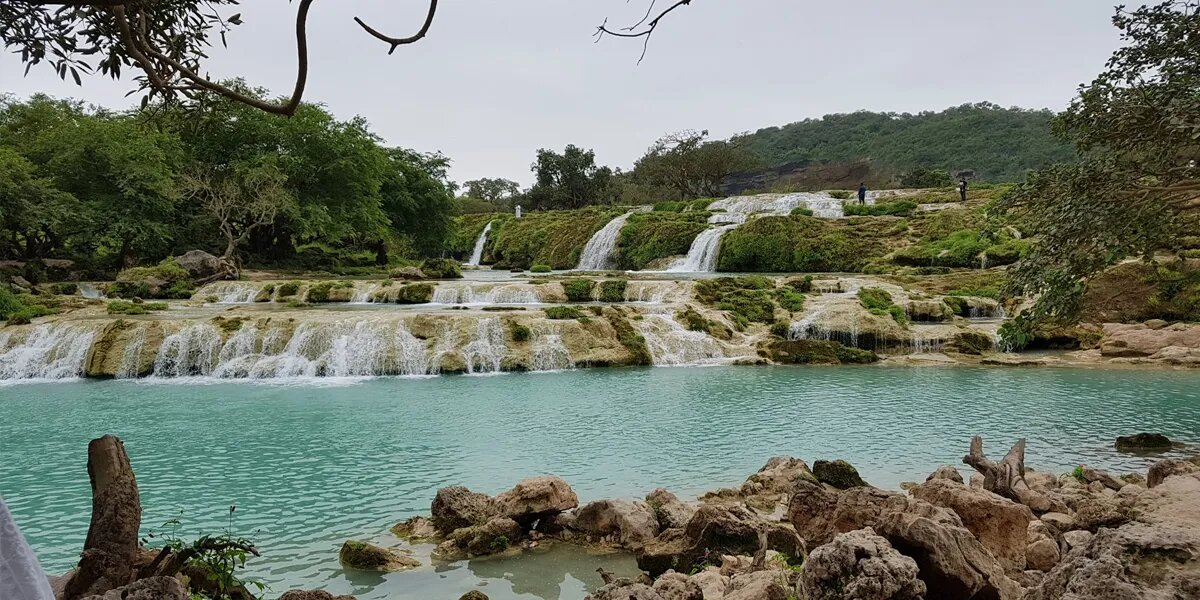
[958,179,968,202]
[857,182,867,205]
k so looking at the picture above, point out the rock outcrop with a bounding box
[788,480,897,547]
[646,488,696,531]
[338,540,419,572]
[492,476,579,526]
[910,478,1035,572]
[801,527,925,600]
[79,576,188,600]
[567,499,660,549]
[431,486,495,534]
[1115,432,1173,451]
[637,504,803,576]
[812,459,868,489]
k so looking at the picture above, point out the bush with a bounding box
[843,201,917,217]
[531,264,552,273]
[107,300,169,315]
[110,259,194,299]
[829,190,853,200]
[306,281,354,303]
[511,323,531,342]
[775,287,806,312]
[599,280,627,303]
[900,167,954,188]
[277,281,301,298]
[857,287,894,311]
[421,258,464,279]
[696,277,777,329]
[563,279,595,302]
[614,211,710,270]
[52,283,78,295]
[718,216,887,273]
[545,306,585,320]
[790,207,814,217]
[1,288,59,324]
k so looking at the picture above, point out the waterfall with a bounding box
[351,283,382,304]
[577,212,633,270]
[196,282,263,303]
[428,324,458,375]
[466,221,494,267]
[432,284,541,305]
[463,318,506,374]
[635,314,726,366]
[79,283,105,299]
[667,225,738,272]
[909,328,947,354]
[531,326,573,371]
[116,328,148,379]
[154,324,224,377]
[626,282,672,303]
[0,324,97,381]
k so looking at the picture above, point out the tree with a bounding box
[463,178,520,207]
[180,162,293,270]
[526,145,616,210]
[378,148,456,259]
[0,147,75,259]
[633,129,756,199]
[900,167,954,189]
[2,1,696,116]
[998,1,1200,323]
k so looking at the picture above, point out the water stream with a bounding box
[467,221,494,267]
[576,212,634,271]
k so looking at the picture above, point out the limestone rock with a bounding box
[1025,537,1060,572]
[80,576,188,600]
[572,499,660,549]
[1061,530,1092,552]
[743,456,816,495]
[431,486,495,534]
[279,591,357,600]
[813,459,868,489]
[688,568,730,600]
[338,541,420,572]
[926,465,965,484]
[801,527,925,600]
[651,572,704,600]
[390,266,427,281]
[724,571,788,600]
[1115,432,1173,452]
[1040,512,1074,531]
[449,517,522,556]
[1147,458,1199,488]
[788,480,898,547]
[174,250,223,280]
[637,504,803,576]
[391,515,438,540]
[459,592,490,600]
[492,476,578,526]
[646,488,696,531]
[910,478,1034,572]
[1079,467,1123,491]
[585,579,663,600]
[1100,322,1200,358]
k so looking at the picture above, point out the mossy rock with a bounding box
[949,330,995,355]
[607,314,651,366]
[563,279,595,302]
[460,592,490,600]
[305,281,355,303]
[339,540,420,572]
[812,459,868,489]
[421,258,465,280]
[762,339,878,365]
[108,258,194,299]
[677,307,732,341]
[395,283,434,304]
[599,280,627,303]
[1115,433,1173,452]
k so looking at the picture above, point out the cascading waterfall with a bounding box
[351,283,382,304]
[79,283,106,299]
[909,328,947,354]
[635,314,726,366]
[153,324,224,377]
[667,224,738,272]
[196,282,263,304]
[577,212,634,270]
[115,328,148,379]
[463,318,506,374]
[432,284,541,305]
[428,324,458,375]
[466,221,494,267]
[531,326,573,371]
[0,324,97,380]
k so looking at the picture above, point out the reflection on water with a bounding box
[1,366,1199,599]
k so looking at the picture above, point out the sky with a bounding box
[0,1,1123,186]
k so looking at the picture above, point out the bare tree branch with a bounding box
[594,0,694,64]
[354,0,438,55]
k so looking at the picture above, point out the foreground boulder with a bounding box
[431,486,495,534]
[788,479,898,547]
[567,499,660,549]
[1147,458,1199,488]
[174,250,224,281]
[637,504,803,576]
[801,527,926,600]
[813,459,868,489]
[910,478,1034,572]
[338,540,419,572]
[447,517,522,557]
[79,576,187,600]
[645,488,696,531]
[493,476,578,526]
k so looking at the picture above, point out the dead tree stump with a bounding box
[63,435,142,600]
[962,436,1051,512]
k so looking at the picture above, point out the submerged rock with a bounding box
[431,486,495,535]
[801,527,925,600]
[279,591,356,600]
[391,515,438,541]
[338,540,419,572]
[1115,432,1173,451]
[448,517,523,557]
[813,459,868,489]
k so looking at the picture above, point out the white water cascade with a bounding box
[531,326,573,371]
[466,221,494,267]
[0,324,98,380]
[115,328,148,379]
[351,283,382,304]
[577,212,634,270]
[79,283,106,299]
[198,282,264,304]
[432,284,542,305]
[462,318,506,374]
[667,225,738,272]
[635,314,726,366]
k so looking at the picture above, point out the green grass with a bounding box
[843,201,917,217]
[695,277,778,329]
[276,281,302,298]
[857,287,908,326]
[717,216,888,273]
[0,288,60,324]
[531,264,552,273]
[107,300,168,315]
[545,306,586,320]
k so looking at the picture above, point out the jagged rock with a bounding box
[910,478,1034,572]
[646,489,695,531]
[10,275,32,290]
[1073,497,1136,532]
[174,250,223,280]
[926,465,965,484]
[338,540,420,572]
[801,527,925,600]
[813,459,868,489]
[492,476,578,526]
[572,499,660,549]
[743,456,816,495]
[1079,467,1123,491]
[79,576,188,600]
[1061,530,1093,551]
[688,568,730,600]
[1147,458,1199,488]
[637,504,803,576]
[873,496,1024,600]
[1040,512,1074,531]
[459,592,490,600]
[1025,537,1060,572]
[391,515,439,540]
[585,579,663,600]
[1115,432,1173,451]
[431,486,495,534]
[449,517,522,556]
[651,572,704,600]
[390,266,427,280]
[279,591,356,600]
[724,571,788,600]
[788,479,898,547]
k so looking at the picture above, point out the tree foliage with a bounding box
[999,1,1200,323]
[632,130,757,199]
[463,178,520,207]
[526,145,616,210]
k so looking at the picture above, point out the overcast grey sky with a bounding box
[1,1,1122,186]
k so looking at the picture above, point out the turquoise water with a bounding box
[2,365,1199,599]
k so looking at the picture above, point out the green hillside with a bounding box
[730,103,1077,182]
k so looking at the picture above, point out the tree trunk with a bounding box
[118,238,135,269]
[63,435,143,600]
[962,436,1051,512]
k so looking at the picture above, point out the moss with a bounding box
[677,308,732,340]
[790,207,814,217]
[545,306,586,320]
[943,296,968,316]
[531,264,552,273]
[106,300,168,315]
[695,277,778,329]
[0,288,58,323]
[599,280,627,303]
[109,258,194,299]
[718,216,888,273]
[563,279,595,302]
[487,208,624,270]
[211,316,247,333]
[774,287,806,312]
[511,323,531,342]
[306,281,355,303]
[614,211,711,270]
[763,339,878,364]
[951,330,995,355]
[608,314,652,365]
[421,258,464,279]
[339,541,391,570]
[394,283,433,304]
[843,201,917,217]
[769,322,790,338]
[857,288,894,311]
[276,281,301,298]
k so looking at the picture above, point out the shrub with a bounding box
[718,216,887,273]
[900,167,954,188]
[790,207,814,217]
[599,280,627,303]
[829,190,852,200]
[276,281,301,298]
[306,281,354,303]
[107,300,169,315]
[614,211,710,270]
[511,323,531,342]
[696,277,777,329]
[0,288,58,324]
[531,264,552,273]
[769,322,791,338]
[843,201,917,217]
[421,258,464,279]
[545,306,585,320]
[563,279,595,302]
[857,287,894,312]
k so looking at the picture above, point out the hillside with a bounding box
[730,103,1076,182]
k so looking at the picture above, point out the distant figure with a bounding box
[958,179,968,202]
[515,204,522,219]
[857,183,867,205]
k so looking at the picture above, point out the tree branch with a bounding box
[354,0,438,55]
[594,0,694,64]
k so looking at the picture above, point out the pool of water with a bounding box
[2,365,1198,599]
